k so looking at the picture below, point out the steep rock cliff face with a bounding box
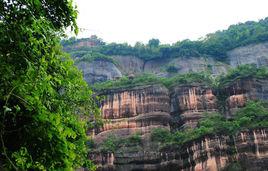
[94,129,268,171]
[94,85,170,143]
[92,78,268,171]
[227,42,268,67]
[112,56,144,75]
[76,59,122,84]
[75,56,229,83]
[224,78,268,115]
[170,85,218,129]
[73,42,268,84]
[144,57,228,77]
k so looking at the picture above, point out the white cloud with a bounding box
[74,0,268,45]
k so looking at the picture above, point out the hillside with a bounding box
[62,18,268,171]
[63,18,268,85]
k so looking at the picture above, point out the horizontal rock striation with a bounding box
[92,78,268,170]
[94,85,170,143]
[224,78,268,116]
[93,129,268,171]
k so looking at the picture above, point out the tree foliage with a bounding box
[0,0,100,170]
[151,101,268,149]
[98,133,142,153]
[92,72,213,92]
[218,64,268,86]
[91,64,268,92]
[64,17,268,61]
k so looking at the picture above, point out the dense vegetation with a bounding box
[75,52,118,65]
[218,64,268,87]
[92,64,268,92]
[151,100,268,148]
[98,133,142,153]
[63,17,268,61]
[0,0,100,170]
[96,64,268,153]
[92,72,213,91]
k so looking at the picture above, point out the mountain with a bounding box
[63,18,268,171]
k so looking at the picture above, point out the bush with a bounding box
[151,101,268,149]
[98,133,142,153]
[64,17,268,61]
[219,64,268,86]
[92,72,213,91]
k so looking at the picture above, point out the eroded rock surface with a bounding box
[144,57,228,77]
[94,85,170,143]
[94,129,268,171]
[227,42,268,67]
[170,85,218,128]
[73,42,268,84]
[76,60,122,84]
[224,78,268,116]
[112,55,144,75]
[91,77,268,171]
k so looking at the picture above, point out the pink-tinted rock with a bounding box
[171,85,218,128]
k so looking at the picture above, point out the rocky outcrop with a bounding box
[227,42,268,67]
[91,77,268,170]
[170,85,218,129]
[93,129,268,171]
[76,59,122,84]
[144,57,228,77]
[75,56,228,83]
[94,85,170,143]
[112,56,144,75]
[72,42,268,84]
[224,78,268,116]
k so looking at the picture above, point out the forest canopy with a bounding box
[63,17,268,61]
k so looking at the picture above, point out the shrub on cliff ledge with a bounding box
[219,64,268,86]
[99,133,142,153]
[151,101,268,149]
[92,72,212,91]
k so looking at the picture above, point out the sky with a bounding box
[73,0,268,45]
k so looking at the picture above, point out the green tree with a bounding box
[148,38,160,48]
[0,0,100,170]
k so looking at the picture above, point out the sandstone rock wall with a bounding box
[94,85,170,143]
[144,57,228,77]
[92,77,268,171]
[94,129,268,171]
[224,78,268,116]
[170,85,218,128]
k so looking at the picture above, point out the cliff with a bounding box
[65,40,268,170]
[93,129,268,171]
[74,42,268,84]
[94,85,170,143]
[170,85,218,129]
[90,77,268,171]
